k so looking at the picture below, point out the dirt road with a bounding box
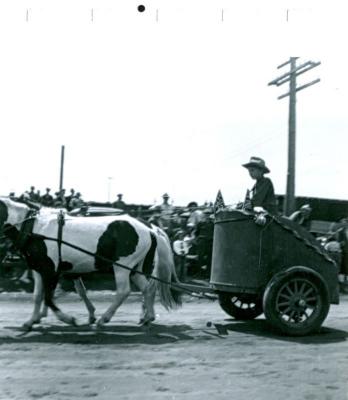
[0,292,347,400]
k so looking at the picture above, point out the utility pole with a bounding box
[59,145,65,191]
[268,58,321,216]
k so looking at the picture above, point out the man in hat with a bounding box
[112,193,126,210]
[242,156,277,214]
[41,187,54,207]
[158,193,174,234]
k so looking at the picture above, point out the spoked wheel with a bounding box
[263,270,330,336]
[218,292,263,320]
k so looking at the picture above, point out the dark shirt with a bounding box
[251,176,277,214]
[41,194,54,207]
[112,200,126,210]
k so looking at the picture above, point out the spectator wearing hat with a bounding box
[53,189,67,208]
[41,188,54,207]
[70,192,85,209]
[112,193,126,211]
[158,193,174,234]
[242,156,277,214]
[28,186,40,202]
[187,201,205,230]
[65,188,75,211]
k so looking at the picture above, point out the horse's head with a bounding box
[0,197,31,229]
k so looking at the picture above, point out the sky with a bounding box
[0,0,347,207]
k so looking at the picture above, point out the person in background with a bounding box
[28,186,40,202]
[70,192,85,209]
[53,189,67,208]
[327,217,348,288]
[65,188,75,211]
[289,204,312,229]
[187,201,205,229]
[41,188,54,207]
[112,193,126,210]
[242,156,277,214]
[158,193,174,235]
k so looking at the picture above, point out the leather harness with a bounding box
[11,208,66,268]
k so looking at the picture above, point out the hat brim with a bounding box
[242,162,270,173]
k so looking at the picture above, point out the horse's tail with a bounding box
[150,228,182,310]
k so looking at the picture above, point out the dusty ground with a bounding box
[0,291,347,400]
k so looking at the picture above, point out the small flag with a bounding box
[214,190,225,214]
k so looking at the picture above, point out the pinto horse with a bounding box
[0,197,181,330]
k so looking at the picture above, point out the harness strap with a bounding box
[57,210,65,265]
[15,210,37,250]
[29,232,216,300]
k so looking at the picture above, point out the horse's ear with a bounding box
[16,198,41,211]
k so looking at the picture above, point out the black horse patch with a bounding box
[95,220,140,271]
[0,201,9,228]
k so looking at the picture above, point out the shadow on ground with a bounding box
[213,318,348,344]
[0,323,195,345]
[2,318,347,345]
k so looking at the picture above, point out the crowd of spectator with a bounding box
[9,186,85,211]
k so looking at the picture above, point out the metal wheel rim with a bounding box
[231,296,258,310]
[275,277,322,326]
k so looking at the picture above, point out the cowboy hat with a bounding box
[242,157,270,173]
[162,193,169,198]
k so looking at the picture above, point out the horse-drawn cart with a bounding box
[178,209,339,336]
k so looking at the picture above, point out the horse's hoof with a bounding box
[21,323,33,332]
[89,316,97,325]
[139,317,155,326]
[96,318,107,329]
[71,317,78,327]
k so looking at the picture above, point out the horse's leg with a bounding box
[39,270,78,326]
[22,270,44,330]
[131,272,156,324]
[128,261,150,322]
[39,303,48,320]
[96,267,131,327]
[45,294,78,326]
[73,277,96,324]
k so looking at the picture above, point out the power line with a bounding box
[222,128,284,163]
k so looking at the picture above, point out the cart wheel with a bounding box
[218,293,263,320]
[263,269,330,336]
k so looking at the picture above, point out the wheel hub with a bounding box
[289,296,307,311]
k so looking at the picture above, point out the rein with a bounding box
[28,232,217,300]
[0,205,216,300]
